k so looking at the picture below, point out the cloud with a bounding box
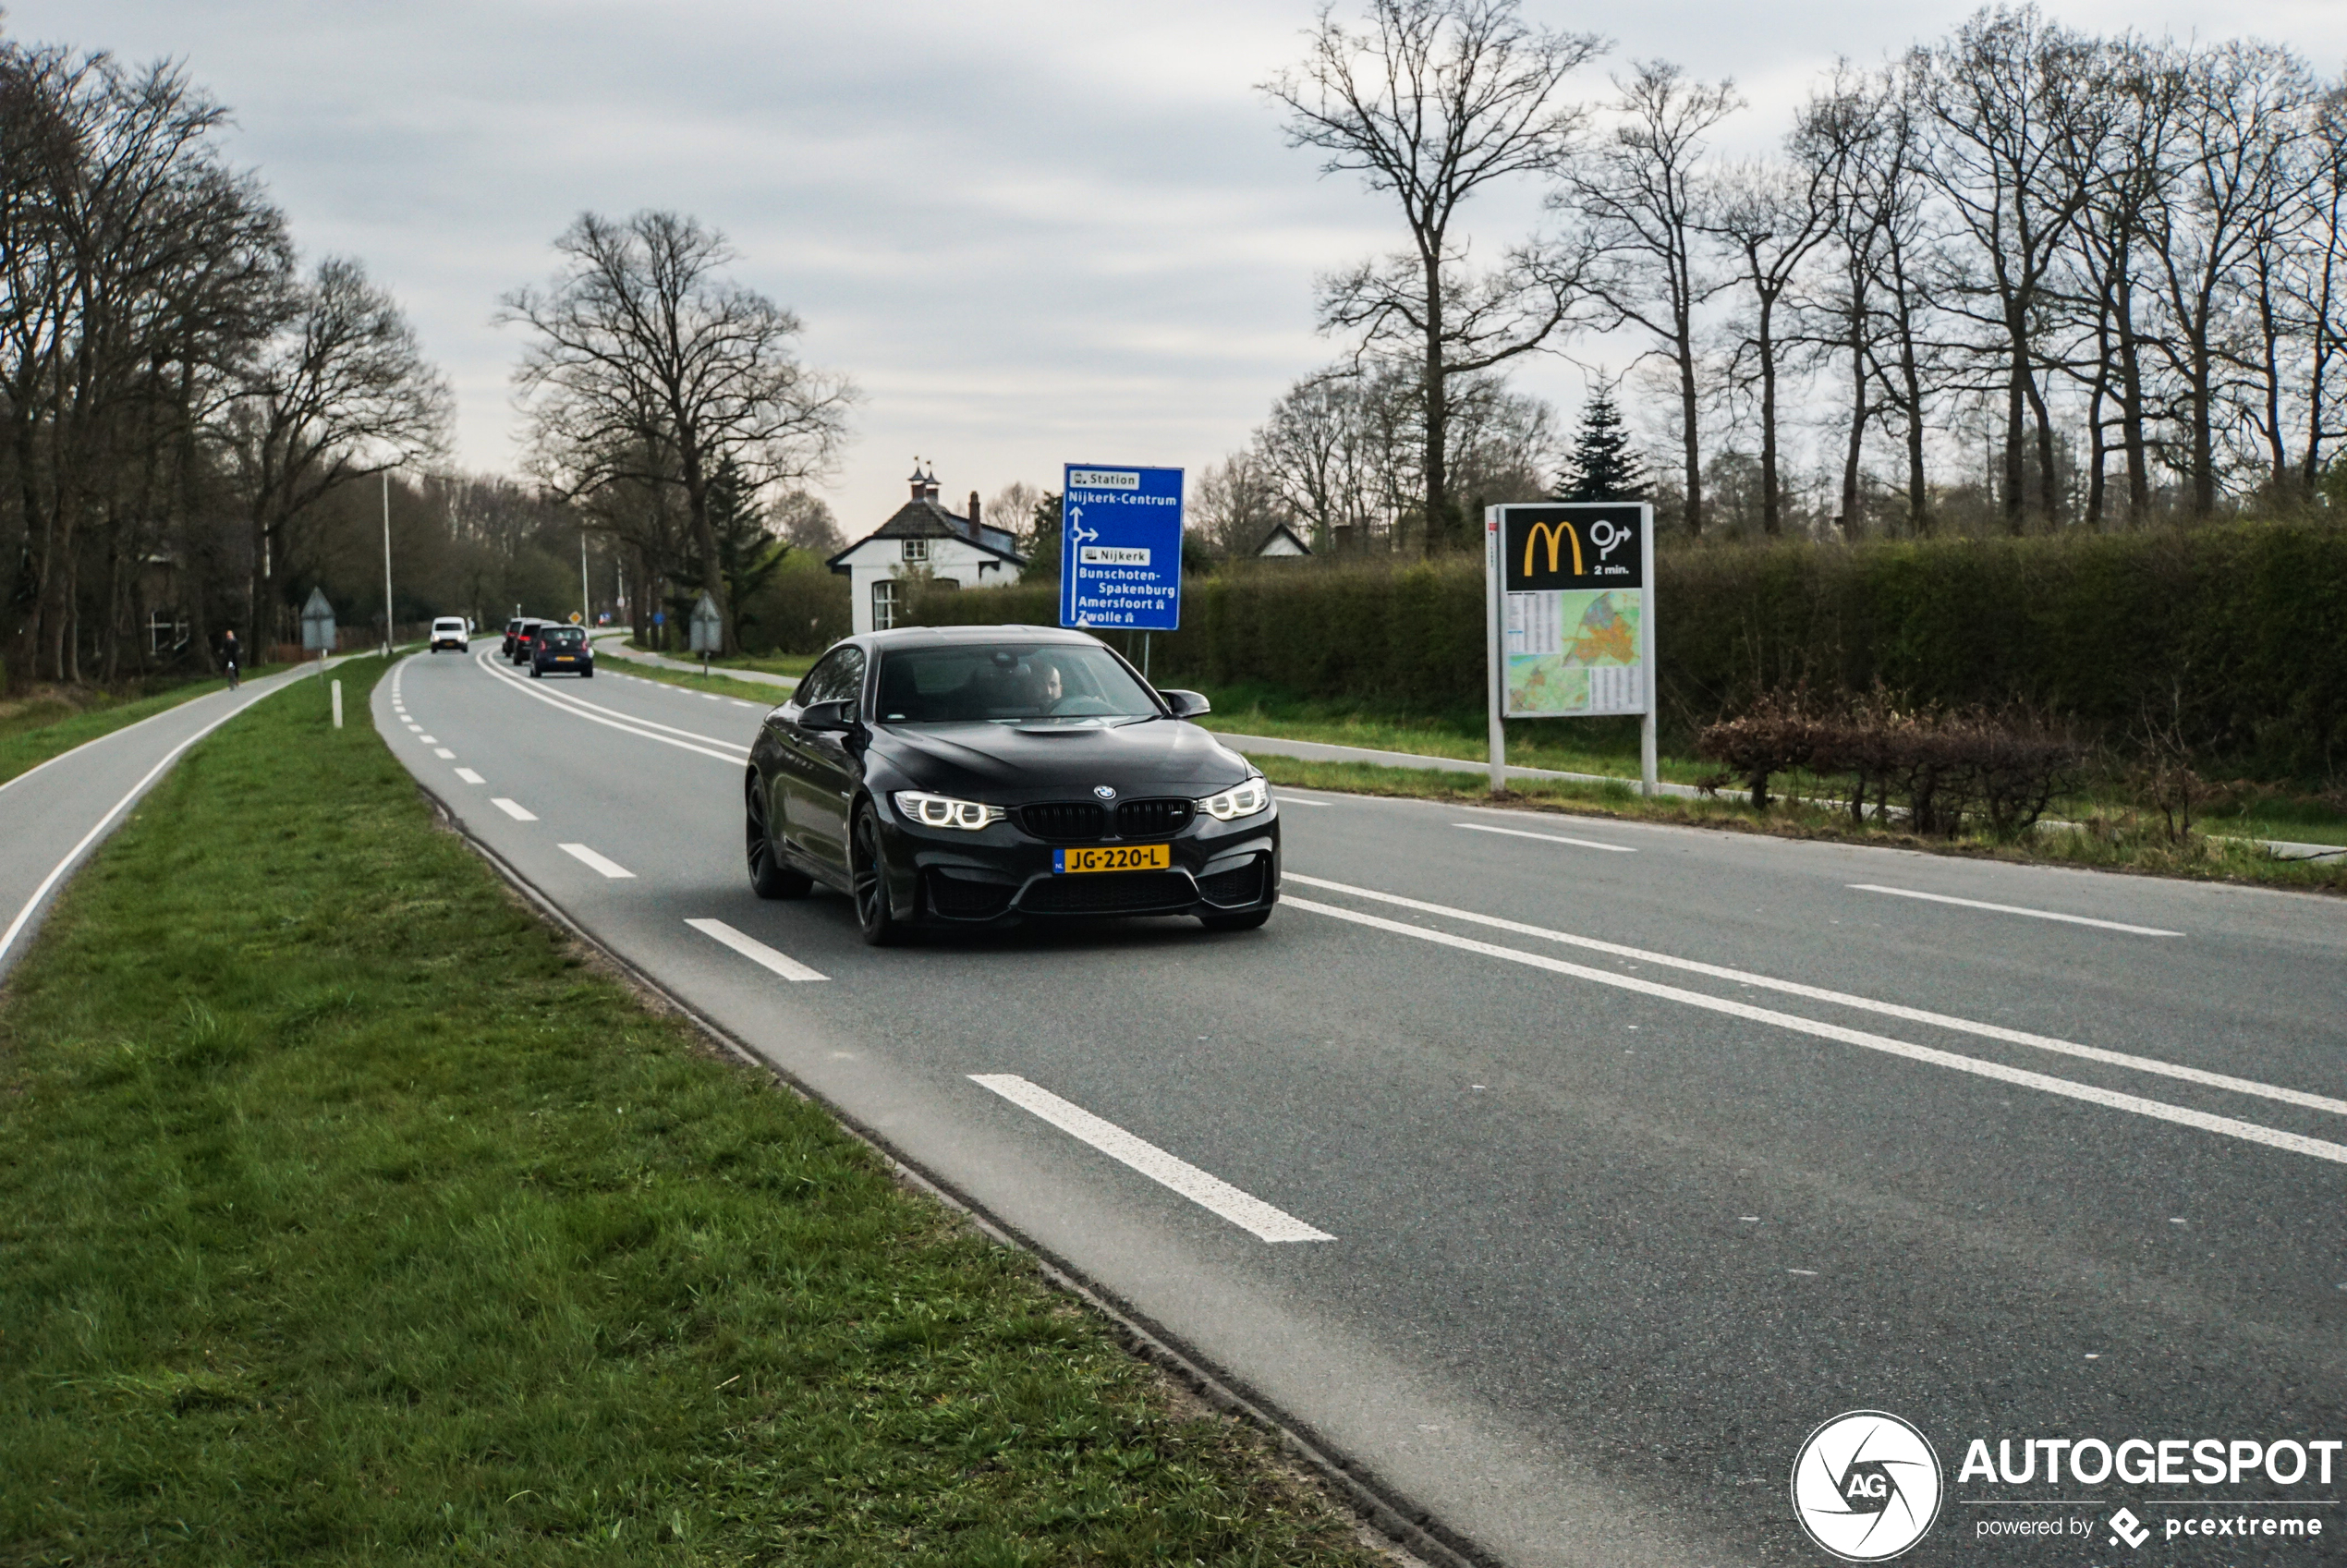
[18,0,2347,539]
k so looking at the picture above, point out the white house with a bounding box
[1254,522,1312,558]
[830,465,1028,634]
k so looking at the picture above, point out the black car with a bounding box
[530,624,594,677]
[509,618,546,664]
[501,617,532,659]
[745,626,1278,944]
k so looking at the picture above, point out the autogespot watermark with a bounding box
[1792,1415,2341,1559]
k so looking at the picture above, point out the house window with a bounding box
[901,538,929,564]
[871,578,899,630]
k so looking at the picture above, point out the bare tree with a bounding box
[500,211,852,651]
[228,257,448,640]
[1702,158,1839,535]
[1912,6,2110,532]
[1190,455,1293,558]
[1264,0,1602,552]
[772,488,845,557]
[1560,60,1742,535]
[2142,40,2314,517]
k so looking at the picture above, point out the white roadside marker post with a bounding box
[331,680,343,729]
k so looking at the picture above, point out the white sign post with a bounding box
[1484,503,1657,797]
[688,590,723,675]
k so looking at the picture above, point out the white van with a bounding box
[430,617,469,653]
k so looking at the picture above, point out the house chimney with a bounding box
[921,467,940,503]
[968,491,981,528]
[907,460,925,501]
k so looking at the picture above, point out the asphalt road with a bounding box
[0,661,337,982]
[379,644,2347,1567]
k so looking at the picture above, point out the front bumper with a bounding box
[876,800,1281,924]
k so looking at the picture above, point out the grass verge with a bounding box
[594,659,796,707]
[0,666,290,788]
[0,651,1390,1566]
[1193,680,1711,784]
[1255,755,2347,894]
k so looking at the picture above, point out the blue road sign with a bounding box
[1060,464,1183,631]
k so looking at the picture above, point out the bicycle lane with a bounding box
[0,659,351,982]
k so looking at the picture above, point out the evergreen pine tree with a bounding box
[1555,389,1649,502]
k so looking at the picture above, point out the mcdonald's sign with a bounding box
[1501,504,1644,591]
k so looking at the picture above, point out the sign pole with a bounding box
[1639,504,1658,796]
[1485,508,1505,795]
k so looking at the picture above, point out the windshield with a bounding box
[875,643,1160,724]
[434,620,465,631]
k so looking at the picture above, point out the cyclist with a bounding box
[222,628,240,690]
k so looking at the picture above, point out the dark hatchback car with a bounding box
[531,624,594,677]
[502,616,533,659]
[745,626,1277,944]
[505,617,544,662]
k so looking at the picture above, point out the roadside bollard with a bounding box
[332,680,343,729]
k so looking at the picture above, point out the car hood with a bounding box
[871,718,1253,800]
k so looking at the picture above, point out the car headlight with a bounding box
[892,790,1004,830]
[1198,776,1269,820]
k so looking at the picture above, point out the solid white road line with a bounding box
[1285,872,2347,1119]
[490,797,537,821]
[472,650,744,763]
[432,748,456,760]
[559,842,636,879]
[968,1075,1334,1242]
[1849,883,2183,937]
[1455,821,1637,853]
[454,768,485,784]
[685,918,827,981]
[1284,894,2347,1166]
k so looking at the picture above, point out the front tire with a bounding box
[851,804,903,946]
[1199,907,1272,932]
[529,663,541,678]
[746,775,811,899]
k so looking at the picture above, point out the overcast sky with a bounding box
[18,2,2347,540]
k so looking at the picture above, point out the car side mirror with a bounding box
[799,699,857,734]
[1161,688,1211,719]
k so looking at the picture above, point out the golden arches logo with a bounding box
[1522,520,1583,577]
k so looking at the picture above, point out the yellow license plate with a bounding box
[1054,845,1170,874]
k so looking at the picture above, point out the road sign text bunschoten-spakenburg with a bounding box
[1060,465,1183,633]
[1484,502,1657,796]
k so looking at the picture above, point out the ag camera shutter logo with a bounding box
[1791,1410,1944,1561]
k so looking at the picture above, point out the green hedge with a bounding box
[906,525,2347,778]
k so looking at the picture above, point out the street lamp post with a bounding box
[381,470,394,656]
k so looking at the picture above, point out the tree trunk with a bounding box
[2003,334,2027,534]
[1841,266,1867,540]
[1677,313,1703,537]
[2117,271,2150,527]
[1758,294,1782,537]
[2187,332,2216,518]
[2025,370,2059,527]
[1421,251,1449,553]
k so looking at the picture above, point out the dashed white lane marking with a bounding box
[417,734,436,743]
[969,1074,1334,1243]
[405,723,421,733]
[1849,883,2182,938]
[490,797,537,821]
[685,918,826,981]
[559,842,636,879]
[1275,796,1333,807]
[701,692,721,701]
[1283,894,2347,1166]
[432,748,456,760]
[1285,872,2347,1119]
[1455,821,1637,854]
[454,768,485,784]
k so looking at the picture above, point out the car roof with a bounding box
[857,625,1105,651]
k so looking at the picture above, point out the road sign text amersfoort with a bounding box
[1483,502,1657,797]
[1060,465,1183,632]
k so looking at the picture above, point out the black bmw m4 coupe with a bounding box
[744,626,1279,944]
